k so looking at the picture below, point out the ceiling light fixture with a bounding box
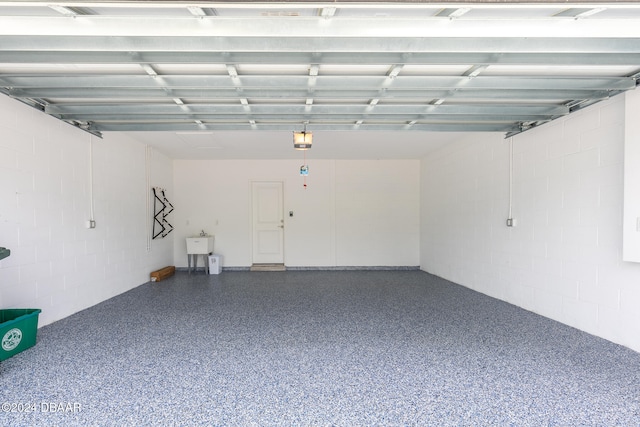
[293,129,312,150]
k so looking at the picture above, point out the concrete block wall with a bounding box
[623,91,640,261]
[0,95,173,327]
[421,90,640,353]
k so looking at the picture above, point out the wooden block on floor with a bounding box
[150,266,175,282]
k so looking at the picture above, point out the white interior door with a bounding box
[252,181,284,264]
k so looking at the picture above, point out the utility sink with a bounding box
[186,236,214,254]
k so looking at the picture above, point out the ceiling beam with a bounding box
[1,15,639,38]
[2,35,640,54]
[6,1,640,7]
[45,104,570,116]
[2,51,640,66]
[6,87,616,101]
[52,114,561,124]
[4,75,633,91]
[87,122,521,133]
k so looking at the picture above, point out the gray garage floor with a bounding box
[1,270,639,426]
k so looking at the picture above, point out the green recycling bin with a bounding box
[1,309,42,361]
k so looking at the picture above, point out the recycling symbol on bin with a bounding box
[2,328,22,351]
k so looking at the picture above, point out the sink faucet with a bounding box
[200,230,206,237]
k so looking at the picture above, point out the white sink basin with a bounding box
[186,236,214,254]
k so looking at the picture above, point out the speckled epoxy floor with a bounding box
[1,270,639,426]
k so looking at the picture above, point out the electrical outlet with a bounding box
[506,218,516,227]
[85,220,96,229]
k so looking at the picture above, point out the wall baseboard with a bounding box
[175,266,419,272]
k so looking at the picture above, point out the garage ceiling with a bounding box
[0,0,639,156]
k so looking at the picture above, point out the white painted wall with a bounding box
[421,90,640,353]
[173,159,420,268]
[0,95,173,327]
[623,90,640,262]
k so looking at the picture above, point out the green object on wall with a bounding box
[0,247,10,261]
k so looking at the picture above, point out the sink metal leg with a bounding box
[187,253,210,274]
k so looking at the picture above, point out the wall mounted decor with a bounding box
[152,187,173,239]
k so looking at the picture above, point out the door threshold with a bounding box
[250,263,286,272]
